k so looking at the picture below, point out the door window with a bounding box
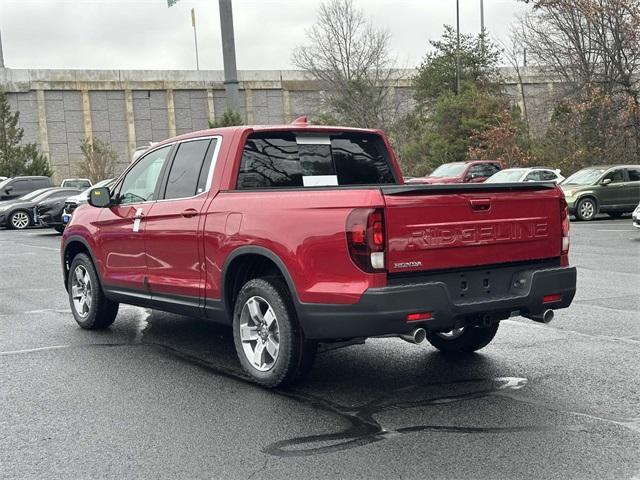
[468,163,499,179]
[603,169,625,184]
[627,168,640,182]
[540,170,557,181]
[115,145,171,205]
[163,139,213,200]
[525,171,543,181]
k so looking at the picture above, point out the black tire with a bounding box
[607,212,624,219]
[68,253,119,329]
[54,225,65,234]
[425,323,499,354]
[232,277,317,388]
[575,197,597,221]
[8,210,31,230]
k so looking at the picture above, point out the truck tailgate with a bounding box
[382,183,563,274]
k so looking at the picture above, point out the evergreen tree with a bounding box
[0,89,52,177]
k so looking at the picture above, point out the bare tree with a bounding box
[292,0,401,129]
[78,138,116,183]
[517,0,640,162]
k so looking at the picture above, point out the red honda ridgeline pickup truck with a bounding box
[61,120,576,387]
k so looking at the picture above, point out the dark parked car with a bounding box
[0,188,80,229]
[0,176,52,201]
[35,196,75,233]
[560,165,640,220]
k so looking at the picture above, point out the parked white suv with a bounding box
[485,168,564,184]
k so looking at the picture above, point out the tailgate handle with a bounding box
[470,199,491,212]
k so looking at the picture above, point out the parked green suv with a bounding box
[561,165,640,220]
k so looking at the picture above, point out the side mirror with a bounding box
[601,178,612,186]
[5,186,13,194]
[88,187,111,208]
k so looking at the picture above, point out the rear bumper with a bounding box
[298,265,577,340]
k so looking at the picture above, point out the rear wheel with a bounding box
[68,253,119,329]
[9,210,31,229]
[575,197,597,221]
[232,278,317,387]
[425,323,499,354]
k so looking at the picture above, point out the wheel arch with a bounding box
[62,235,101,291]
[222,246,300,320]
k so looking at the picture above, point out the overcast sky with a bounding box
[0,0,530,71]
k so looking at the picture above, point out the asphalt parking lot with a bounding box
[1,218,639,480]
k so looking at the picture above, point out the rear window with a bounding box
[237,132,396,189]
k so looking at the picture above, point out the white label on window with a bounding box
[302,175,338,187]
[296,135,331,145]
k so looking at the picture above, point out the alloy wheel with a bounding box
[71,265,92,318]
[239,296,280,371]
[10,212,29,229]
[579,200,595,220]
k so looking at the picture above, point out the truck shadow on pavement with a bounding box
[131,309,595,458]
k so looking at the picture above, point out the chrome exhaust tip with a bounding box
[400,327,427,344]
[525,309,554,324]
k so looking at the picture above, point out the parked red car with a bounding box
[407,160,505,184]
[61,122,575,387]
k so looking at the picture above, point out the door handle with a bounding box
[133,208,144,219]
[470,198,491,211]
[181,208,198,218]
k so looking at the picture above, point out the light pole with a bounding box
[191,8,200,70]
[456,0,461,95]
[218,0,240,113]
[0,29,5,68]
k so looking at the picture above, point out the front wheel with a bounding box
[575,197,597,221]
[54,225,65,234]
[68,253,119,329]
[9,210,31,229]
[232,278,317,387]
[425,323,499,354]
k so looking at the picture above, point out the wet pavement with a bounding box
[1,218,639,479]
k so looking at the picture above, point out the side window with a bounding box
[11,180,28,194]
[603,169,625,184]
[163,139,212,200]
[238,134,301,188]
[331,135,395,185]
[627,168,640,182]
[116,145,171,205]
[525,171,543,181]
[541,170,557,181]
[487,164,501,176]
[468,164,486,178]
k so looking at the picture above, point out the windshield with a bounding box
[562,168,605,186]
[429,163,466,178]
[0,179,11,190]
[63,179,91,189]
[485,170,526,183]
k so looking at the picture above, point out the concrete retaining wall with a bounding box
[0,67,560,183]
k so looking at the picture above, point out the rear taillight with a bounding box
[346,208,386,273]
[560,197,570,264]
